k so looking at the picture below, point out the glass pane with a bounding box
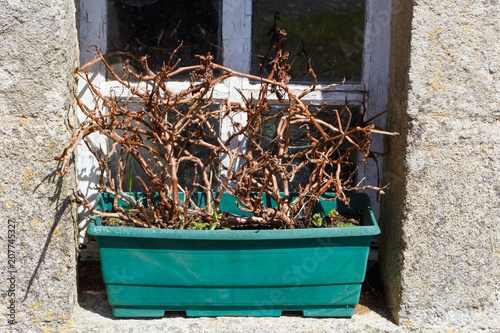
[107,102,220,192]
[255,105,361,192]
[107,0,221,80]
[252,0,365,84]
[171,104,221,191]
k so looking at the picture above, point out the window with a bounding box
[78,0,391,217]
[252,0,366,83]
[106,0,222,78]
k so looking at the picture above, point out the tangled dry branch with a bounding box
[56,31,398,229]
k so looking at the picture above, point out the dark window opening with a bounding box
[107,0,221,79]
[252,0,366,84]
[255,104,361,192]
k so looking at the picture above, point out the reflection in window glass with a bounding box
[107,0,221,79]
[255,105,361,192]
[252,0,365,84]
[109,102,220,192]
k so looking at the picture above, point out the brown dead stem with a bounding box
[57,31,398,229]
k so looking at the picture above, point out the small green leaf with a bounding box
[312,213,325,227]
[194,222,208,230]
[328,209,339,217]
[210,208,222,223]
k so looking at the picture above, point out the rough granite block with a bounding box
[0,0,78,331]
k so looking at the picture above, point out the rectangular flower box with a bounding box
[87,192,379,318]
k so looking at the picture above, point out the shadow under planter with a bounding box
[87,192,379,318]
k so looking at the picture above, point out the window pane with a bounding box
[108,102,220,192]
[252,0,365,84]
[107,0,221,79]
[255,105,361,192]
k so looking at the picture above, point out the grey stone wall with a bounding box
[0,0,78,332]
[381,0,500,328]
[379,0,412,324]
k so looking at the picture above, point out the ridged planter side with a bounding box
[87,192,379,317]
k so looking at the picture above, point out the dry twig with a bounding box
[56,33,398,229]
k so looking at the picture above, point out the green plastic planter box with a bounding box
[87,192,379,318]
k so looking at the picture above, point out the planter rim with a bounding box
[88,220,379,240]
[87,191,380,240]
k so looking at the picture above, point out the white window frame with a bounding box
[77,0,391,223]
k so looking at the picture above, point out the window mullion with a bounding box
[222,0,252,74]
[219,0,253,173]
[76,0,109,243]
[78,0,108,198]
[358,0,392,218]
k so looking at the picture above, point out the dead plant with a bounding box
[56,30,398,229]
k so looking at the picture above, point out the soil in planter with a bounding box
[101,209,362,230]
